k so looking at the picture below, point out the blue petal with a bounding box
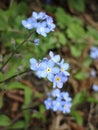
[29,58,37,64]
[22,20,33,29]
[52,67,60,74]
[57,82,63,88]
[47,73,54,82]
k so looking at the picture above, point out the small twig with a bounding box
[6,92,24,102]
[9,0,14,8]
[87,103,95,130]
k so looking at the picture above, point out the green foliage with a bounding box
[74,70,89,80]
[7,82,33,129]
[70,43,86,58]
[0,96,3,108]
[0,2,28,46]
[72,89,86,108]
[71,110,83,125]
[55,8,70,29]
[87,26,98,43]
[68,0,85,12]
[83,56,92,67]
[66,22,85,40]
[9,121,25,129]
[0,115,11,127]
[54,32,67,46]
[87,97,98,103]
[54,7,97,60]
[32,105,46,122]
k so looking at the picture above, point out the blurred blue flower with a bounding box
[22,11,56,37]
[49,51,60,63]
[46,16,56,31]
[30,58,44,72]
[44,89,72,113]
[92,84,98,92]
[34,38,39,45]
[30,58,39,71]
[59,59,70,76]
[61,92,72,102]
[36,22,50,37]
[51,89,61,98]
[90,47,98,60]
[30,51,70,87]
[52,98,62,111]
[32,12,47,20]
[36,59,59,81]
[90,69,96,77]
[44,97,53,110]
[22,18,36,29]
[52,72,68,88]
[61,101,72,113]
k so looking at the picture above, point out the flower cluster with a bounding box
[30,51,72,113]
[90,47,98,60]
[22,11,56,37]
[30,51,70,89]
[44,89,72,113]
[26,12,72,114]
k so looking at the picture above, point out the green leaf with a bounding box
[66,23,85,40]
[8,82,26,90]
[87,26,98,42]
[22,87,33,129]
[71,110,83,125]
[70,45,82,57]
[72,90,86,107]
[39,104,46,113]
[10,121,25,129]
[32,105,46,122]
[55,32,67,45]
[55,8,72,29]
[0,96,3,108]
[23,87,33,107]
[87,97,98,103]
[0,72,3,82]
[68,0,85,12]
[74,70,89,80]
[83,56,92,67]
[0,115,11,126]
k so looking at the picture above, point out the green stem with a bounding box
[0,30,34,71]
[0,69,31,84]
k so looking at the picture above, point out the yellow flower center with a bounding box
[61,67,64,72]
[56,77,60,81]
[46,68,51,72]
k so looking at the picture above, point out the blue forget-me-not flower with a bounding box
[22,11,56,37]
[92,84,98,92]
[52,72,68,88]
[30,51,71,113]
[33,38,40,45]
[90,47,98,60]
[49,51,60,63]
[44,89,72,113]
[30,51,70,88]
